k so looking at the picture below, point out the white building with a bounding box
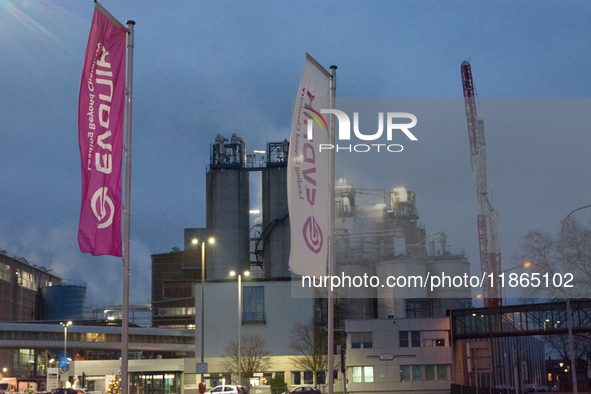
[192,279,342,391]
[344,317,452,394]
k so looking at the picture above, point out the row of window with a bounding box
[0,331,193,344]
[351,365,448,383]
[350,331,446,349]
[400,331,445,348]
[400,364,448,382]
[158,307,196,316]
[292,371,328,385]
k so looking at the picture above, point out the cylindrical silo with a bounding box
[206,134,250,280]
[375,258,427,319]
[427,255,471,299]
[261,143,290,278]
[42,281,87,320]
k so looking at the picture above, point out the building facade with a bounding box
[0,250,62,379]
[345,318,452,394]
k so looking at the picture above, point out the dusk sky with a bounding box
[1,0,590,307]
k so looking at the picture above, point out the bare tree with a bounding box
[290,321,327,387]
[515,217,591,373]
[514,216,591,299]
[223,334,271,386]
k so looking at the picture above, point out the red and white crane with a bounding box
[461,61,502,308]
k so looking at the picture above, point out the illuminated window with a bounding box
[352,366,373,383]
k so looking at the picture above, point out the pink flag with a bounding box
[78,4,127,256]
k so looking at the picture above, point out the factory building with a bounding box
[0,250,60,379]
[149,134,481,393]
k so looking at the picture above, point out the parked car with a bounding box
[535,386,549,392]
[207,385,248,394]
[286,386,321,394]
[523,383,536,393]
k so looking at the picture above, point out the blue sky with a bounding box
[1,0,590,306]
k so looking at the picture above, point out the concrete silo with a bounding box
[206,134,250,280]
[260,141,291,279]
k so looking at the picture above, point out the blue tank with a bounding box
[42,281,86,320]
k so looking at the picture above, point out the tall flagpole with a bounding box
[327,64,337,394]
[122,19,135,394]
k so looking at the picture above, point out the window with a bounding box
[406,299,433,318]
[0,263,10,282]
[400,366,410,382]
[399,331,408,347]
[243,286,265,323]
[425,365,435,381]
[412,365,422,381]
[436,365,447,381]
[352,367,362,383]
[411,331,420,347]
[352,367,373,383]
[436,339,445,347]
[292,372,301,385]
[364,367,374,383]
[316,371,325,385]
[350,332,372,349]
[303,371,313,385]
[275,372,284,382]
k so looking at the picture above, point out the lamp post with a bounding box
[562,204,591,394]
[60,321,72,386]
[230,270,249,386]
[192,237,215,384]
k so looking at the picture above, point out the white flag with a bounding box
[287,53,331,276]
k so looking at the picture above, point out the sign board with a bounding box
[196,363,208,374]
[253,373,263,377]
[47,368,59,391]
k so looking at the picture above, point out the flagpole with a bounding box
[122,19,135,394]
[327,64,337,394]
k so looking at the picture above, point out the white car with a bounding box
[207,385,248,394]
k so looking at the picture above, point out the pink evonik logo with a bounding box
[302,216,323,254]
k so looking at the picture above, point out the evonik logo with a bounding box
[304,110,417,153]
[302,216,323,254]
[91,187,115,229]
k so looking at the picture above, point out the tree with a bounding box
[269,376,287,394]
[515,216,591,375]
[222,333,270,386]
[290,321,327,388]
[514,216,591,299]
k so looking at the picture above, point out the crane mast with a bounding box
[461,61,502,308]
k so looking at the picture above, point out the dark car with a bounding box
[287,386,321,394]
[51,389,87,394]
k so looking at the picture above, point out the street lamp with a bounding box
[60,321,72,384]
[501,261,532,274]
[562,205,591,394]
[230,270,249,386]
[193,237,215,384]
